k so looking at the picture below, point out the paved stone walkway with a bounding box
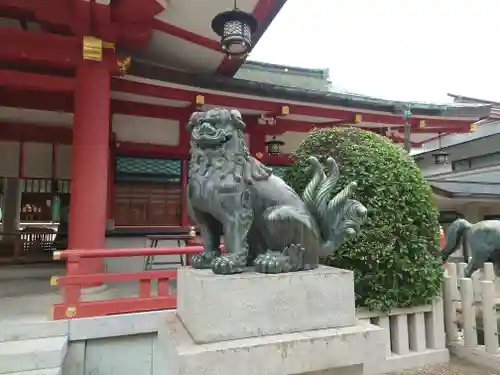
[395,356,496,375]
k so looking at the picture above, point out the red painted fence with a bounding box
[51,245,222,320]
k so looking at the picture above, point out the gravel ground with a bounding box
[393,356,498,375]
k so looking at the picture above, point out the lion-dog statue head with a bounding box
[187,108,271,184]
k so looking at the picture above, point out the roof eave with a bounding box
[129,60,493,119]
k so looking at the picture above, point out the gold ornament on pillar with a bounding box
[82,36,116,62]
[117,56,132,75]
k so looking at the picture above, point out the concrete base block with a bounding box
[177,266,356,343]
[160,312,385,375]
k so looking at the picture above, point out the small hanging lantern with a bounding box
[211,0,258,58]
[432,133,449,165]
[265,136,285,156]
[432,151,449,165]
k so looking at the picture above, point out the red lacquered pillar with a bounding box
[247,122,266,158]
[68,59,110,274]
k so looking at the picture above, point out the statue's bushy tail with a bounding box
[441,218,472,263]
[301,157,367,254]
[265,205,321,252]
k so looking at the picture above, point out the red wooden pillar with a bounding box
[247,123,266,158]
[68,59,110,274]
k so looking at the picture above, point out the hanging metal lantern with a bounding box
[433,133,449,165]
[265,136,285,156]
[432,151,449,165]
[211,1,258,57]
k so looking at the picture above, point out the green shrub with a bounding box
[284,127,443,311]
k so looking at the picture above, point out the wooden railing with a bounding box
[51,245,213,320]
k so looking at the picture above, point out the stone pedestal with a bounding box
[158,266,386,375]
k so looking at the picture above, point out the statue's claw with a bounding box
[254,245,305,274]
[191,251,219,269]
[254,253,285,273]
[212,254,246,275]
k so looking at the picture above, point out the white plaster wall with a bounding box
[417,134,500,177]
[266,131,306,154]
[436,199,500,222]
[460,203,500,221]
[0,142,71,179]
[56,145,72,179]
[416,154,452,177]
[113,114,179,146]
[23,142,53,178]
[0,141,20,177]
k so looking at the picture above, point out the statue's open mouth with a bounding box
[192,122,231,148]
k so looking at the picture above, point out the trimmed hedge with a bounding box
[284,127,443,311]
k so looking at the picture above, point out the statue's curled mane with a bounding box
[233,129,272,184]
[188,108,273,185]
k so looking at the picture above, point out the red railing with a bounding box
[51,245,214,320]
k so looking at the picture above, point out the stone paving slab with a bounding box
[392,356,497,375]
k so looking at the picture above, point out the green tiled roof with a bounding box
[116,157,181,182]
[236,61,332,92]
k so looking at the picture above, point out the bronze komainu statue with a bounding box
[442,218,500,278]
[187,108,367,275]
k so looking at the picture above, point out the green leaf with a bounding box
[284,127,442,312]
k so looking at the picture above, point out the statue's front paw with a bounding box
[254,253,290,274]
[212,254,246,275]
[191,251,219,269]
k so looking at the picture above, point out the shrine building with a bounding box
[0,0,497,272]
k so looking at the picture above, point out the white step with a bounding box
[1,368,61,375]
[0,319,68,342]
[0,337,67,374]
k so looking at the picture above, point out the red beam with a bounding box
[410,127,471,134]
[116,141,188,158]
[53,296,177,320]
[261,154,294,165]
[0,26,80,69]
[0,27,123,72]
[56,245,204,259]
[0,121,188,157]
[0,69,76,92]
[0,0,74,27]
[0,90,189,120]
[56,269,178,285]
[152,19,222,52]
[387,135,422,148]
[110,0,165,25]
[110,100,189,119]
[0,122,73,143]
[112,78,476,128]
[0,0,159,48]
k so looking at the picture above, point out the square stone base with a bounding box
[178,266,356,344]
[158,312,385,375]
